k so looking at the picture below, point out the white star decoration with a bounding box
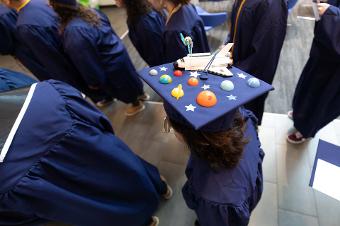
[201,84,210,90]
[185,104,196,112]
[238,73,247,79]
[160,66,167,71]
[190,71,200,78]
[227,95,237,100]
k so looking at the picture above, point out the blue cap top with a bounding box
[139,63,273,131]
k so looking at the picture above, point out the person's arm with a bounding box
[16,25,76,82]
[315,4,340,56]
[136,25,164,66]
[163,30,188,64]
[63,27,107,87]
[0,23,15,55]
[234,0,287,83]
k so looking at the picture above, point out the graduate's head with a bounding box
[50,0,100,31]
[117,0,151,24]
[164,103,248,170]
[0,0,23,10]
[148,0,190,11]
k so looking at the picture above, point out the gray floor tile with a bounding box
[259,127,277,183]
[249,182,278,226]
[156,161,197,226]
[260,113,295,145]
[276,144,317,216]
[278,209,319,226]
[314,191,340,226]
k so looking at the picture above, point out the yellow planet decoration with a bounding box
[171,84,184,100]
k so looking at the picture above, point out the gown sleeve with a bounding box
[63,27,106,87]
[234,0,287,83]
[0,22,14,55]
[15,25,71,82]
[163,30,188,64]
[315,5,340,57]
[136,20,164,66]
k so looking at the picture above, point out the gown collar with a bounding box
[166,3,182,25]
[17,0,31,12]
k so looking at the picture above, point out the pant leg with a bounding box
[138,157,167,195]
[244,93,268,125]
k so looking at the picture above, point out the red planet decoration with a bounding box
[173,70,183,77]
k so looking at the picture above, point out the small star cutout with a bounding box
[185,104,196,112]
[190,71,200,78]
[238,73,247,79]
[201,84,210,90]
[227,94,237,101]
[160,66,167,71]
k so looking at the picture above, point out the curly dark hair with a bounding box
[123,0,151,25]
[50,3,100,32]
[169,111,249,170]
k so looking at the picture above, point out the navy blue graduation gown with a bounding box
[163,4,210,64]
[0,68,36,92]
[182,109,264,226]
[0,4,54,81]
[15,0,89,91]
[0,80,165,226]
[292,5,340,138]
[229,0,288,123]
[62,10,144,104]
[128,10,165,67]
[0,5,16,55]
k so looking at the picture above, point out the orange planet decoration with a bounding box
[173,70,183,77]
[187,77,199,86]
[196,91,217,107]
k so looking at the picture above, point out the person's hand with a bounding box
[317,3,331,16]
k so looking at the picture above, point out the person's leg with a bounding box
[244,94,267,124]
[144,216,159,226]
[139,157,169,195]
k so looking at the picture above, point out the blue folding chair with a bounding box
[287,0,298,13]
[195,6,227,31]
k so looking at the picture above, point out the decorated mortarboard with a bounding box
[309,140,340,201]
[138,44,273,131]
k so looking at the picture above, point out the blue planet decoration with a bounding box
[220,80,234,91]
[159,74,172,84]
[247,78,261,88]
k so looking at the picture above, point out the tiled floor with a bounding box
[102,103,340,226]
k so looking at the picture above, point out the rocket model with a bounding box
[174,43,234,77]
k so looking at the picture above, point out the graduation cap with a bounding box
[310,140,340,201]
[138,63,273,132]
[0,84,36,162]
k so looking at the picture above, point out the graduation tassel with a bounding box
[180,33,193,55]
